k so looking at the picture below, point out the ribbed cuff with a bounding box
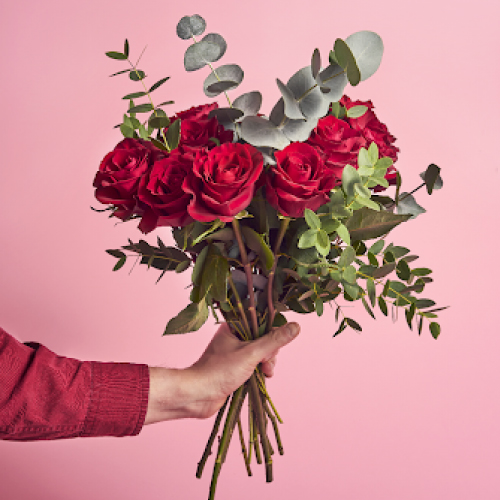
[82,361,149,437]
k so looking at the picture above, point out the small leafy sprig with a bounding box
[105,40,180,151]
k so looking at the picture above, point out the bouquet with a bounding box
[94,14,445,499]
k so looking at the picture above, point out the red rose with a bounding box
[137,149,195,233]
[182,143,263,222]
[176,116,233,149]
[169,103,233,149]
[340,96,399,190]
[174,103,218,121]
[265,143,335,218]
[93,138,162,220]
[307,115,366,184]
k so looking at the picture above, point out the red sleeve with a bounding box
[0,327,149,441]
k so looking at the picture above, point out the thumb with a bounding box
[249,322,300,363]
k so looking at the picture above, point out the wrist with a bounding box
[144,367,194,424]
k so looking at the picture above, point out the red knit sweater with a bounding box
[0,327,149,441]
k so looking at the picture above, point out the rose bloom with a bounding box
[93,138,163,220]
[182,143,263,222]
[307,115,366,184]
[168,103,233,149]
[137,148,195,233]
[266,142,335,218]
[340,95,399,190]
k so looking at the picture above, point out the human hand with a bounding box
[144,322,300,424]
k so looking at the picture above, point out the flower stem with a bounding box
[237,416,252,476]
[267,217,290,332]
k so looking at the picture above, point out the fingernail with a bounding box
[286,323,299,338]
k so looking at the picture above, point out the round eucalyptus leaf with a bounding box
[269,98,285,126]
[184,41,222,72]
[287,67,330,118]
[281,116,318,142]
[206,80,240,95]
[203,64,244,96]
[129,70,146,81]
[200,33,227,60]
[208,107,243,130]
[287,66,315,99]
[345,31,384,82]
[276,78,304,120]
[232,91,262,116]
[317,64,347,101]
[240,116,290,150]
[176,14,206,40]
[311,48,321,79]
[396,193,426,219]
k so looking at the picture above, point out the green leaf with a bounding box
[414,299,436,309]
[367,252,379,267]
[149,114,171,129]
[412,268,432,276]
[341,165,362,198]
[110,68,131,77]
[342,265,357,284]
[200,250,229,303]
[378,295,388,316]
[149,76,170,93]
[347,105,368,118]
[192,245,210,286]
[149,138,168,151]
[333,318,347,337]
[122,91,147,100]
[128,103,153,114]
[423,164,441,195]
[113,256,126,271]
[346,317,362,331]
[316,230,330,256]
[338,246,356,268]
[418,315,424,335]
[106,51,127,60]
[120,123,135,138]
[298,229,318,249]
[175,260,191,273]
[164,299,209,335]
[241,226,274,272]
[368,239,385,254]
[321,217,340,234]
[396,259,411,281]
[345,207,411,241]
[362,296,376,319]
[353,240,367,255]
[130,69,146,81]
[429,322,441,339]
[124,39,129,58]
[367,278,376,306]
[334,38,361,86]
[372,262,396,279]
[343,283,359,300]
[315,297,324,317]
[406,302,416,329]
[166,119,181,150]
[335,223,351,245]
[304,208,321,230]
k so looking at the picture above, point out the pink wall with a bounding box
[1,0,499,498]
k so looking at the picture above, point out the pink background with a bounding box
[1,0,499,498]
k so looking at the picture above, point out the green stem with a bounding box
[237,416,252,476]
[196,396,230,479]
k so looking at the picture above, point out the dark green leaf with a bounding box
[333,318,347,337]
[130,69,146,81]
[106,51,127,60]
[362,296,376,319]
[406,302,416,329]
[166,119,181,150]
[192,245,210,286]
[373,263,396,279]
[164,299,209,335]
[412,268,432,276]
[382,280,391,296]
[113,256,126,271]
[429,322,441,339]
[122,91,147,100]
[418,315,424,335]
[124,39,129,58]
[128,103,153,114]
[353,240,367,255]
[110,68,131,77]
[334,38,361,86]
[414,299,436,309]
[367,252,378,267]
[149,76,170,93]
[200,250,229,303]
[157,100,175,107]
[345,207,410,241]
[378,295,388,315]
[149,138,168,151]
[175,260,191,273]
[346,317,362,331]
[148,115,170,129]
[423,164,441,195]
[396,259,411,281]
[106,249,126,259]
[367,278,376,306]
